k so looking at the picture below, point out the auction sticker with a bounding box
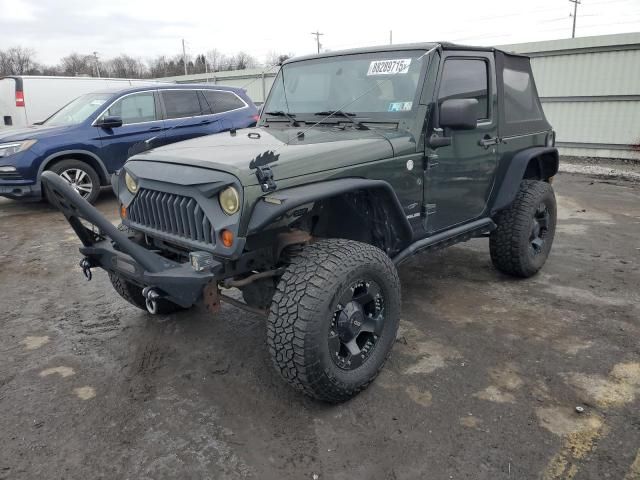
[367,58,412,75]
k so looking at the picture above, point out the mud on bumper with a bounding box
[41,171,220,308]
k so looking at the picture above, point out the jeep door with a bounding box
[96,90,164,172]
[424,52,498,233]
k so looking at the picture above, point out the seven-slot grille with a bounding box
[127,189,215,245]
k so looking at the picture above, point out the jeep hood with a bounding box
[130,126,413,186]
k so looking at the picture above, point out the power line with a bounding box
[311,30,324,54]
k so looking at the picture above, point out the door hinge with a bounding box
[422,203,437,216]
[423,153,439,170]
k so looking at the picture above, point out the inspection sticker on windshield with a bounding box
[388,102,412,112]
[367,58,412,75]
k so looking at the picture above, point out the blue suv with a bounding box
[0,84,258,203]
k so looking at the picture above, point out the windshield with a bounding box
[44,93,112,126]
[263,50,426,121]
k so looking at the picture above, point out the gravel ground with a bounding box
[0,172,639,480]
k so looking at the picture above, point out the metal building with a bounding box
[158,32,640,160]
[156,67,279,105]
[499,32,640,161]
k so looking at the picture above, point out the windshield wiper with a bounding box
[313,110,369,130]
[264,110,299,126]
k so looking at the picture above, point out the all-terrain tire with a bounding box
[47,159,101,204]
[267,238,401,403]
[490,179,557,278]
[108,272,184,314]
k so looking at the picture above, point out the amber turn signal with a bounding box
[120,204,127,219]
[221,229,233,247]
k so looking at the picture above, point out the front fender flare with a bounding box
[491,146,558,213]
[246,178,413,243]
[37,149,109,187]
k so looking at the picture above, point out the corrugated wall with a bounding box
[500,33,640,160]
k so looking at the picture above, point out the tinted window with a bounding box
[438,59,489,120]
[161,90,203,119]
[503,67,544,122]
[106,92,156,125]
[201,90,246,114]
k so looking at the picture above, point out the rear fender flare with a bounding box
[246,178,413,245]
[492,146,558,213]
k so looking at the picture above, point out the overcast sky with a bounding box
[2,0,640,65]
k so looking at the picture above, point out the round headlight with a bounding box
[219,186,240,215]
[125,171,138,194]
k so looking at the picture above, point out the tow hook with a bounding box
[142,287,162,314]
[79,258,92,281]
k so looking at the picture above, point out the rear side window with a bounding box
[503,67,544,122]
[161,90,203,119]
[106,92,157,125]
[438,59,489,120]
[201,90,246,114]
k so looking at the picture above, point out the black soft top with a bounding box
[284,42,529,65]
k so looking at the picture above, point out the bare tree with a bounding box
[231,51,258,70]
[0,47,38,75]
[205,49,228,72]
[61,53,95,76]
[265,50,293,66]
[105,55,147,78]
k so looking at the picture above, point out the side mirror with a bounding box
[439,99,479,130]
[97,115,123,129]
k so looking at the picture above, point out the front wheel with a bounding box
[47,159,101,204]
[490,179,557,278]
[267,239,401,403]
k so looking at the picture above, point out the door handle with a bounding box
[479,135,499,148]
[200,119,212,125]
[148,126,162,132]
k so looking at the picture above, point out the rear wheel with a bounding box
[267,239,401,403]
[108,272,184,315]
[490,179,557,278]
[47,159,101,204]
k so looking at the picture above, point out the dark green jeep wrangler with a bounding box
[44,42,558,403]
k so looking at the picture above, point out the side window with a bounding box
[161,90,203,119]
[105,92,156,125]
[503,67,543,122]
[201,90,246,114]
[438,59,489,120]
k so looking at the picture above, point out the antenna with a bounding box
[569,0,580,38]
[311,30,324,54]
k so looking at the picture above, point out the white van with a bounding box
[0,76,164,130]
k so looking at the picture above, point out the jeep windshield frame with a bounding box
[261,50,430,126]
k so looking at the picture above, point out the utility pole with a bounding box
[93,51,101,78]
[569,0,580,38]
[182,38,188,75]
[389,30,393,45]
[311,30,324,54]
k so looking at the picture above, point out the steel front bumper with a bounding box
[41,171,220,308]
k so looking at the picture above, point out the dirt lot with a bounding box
[0,173,638,480]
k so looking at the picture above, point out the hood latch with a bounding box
[250,150,279,193]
